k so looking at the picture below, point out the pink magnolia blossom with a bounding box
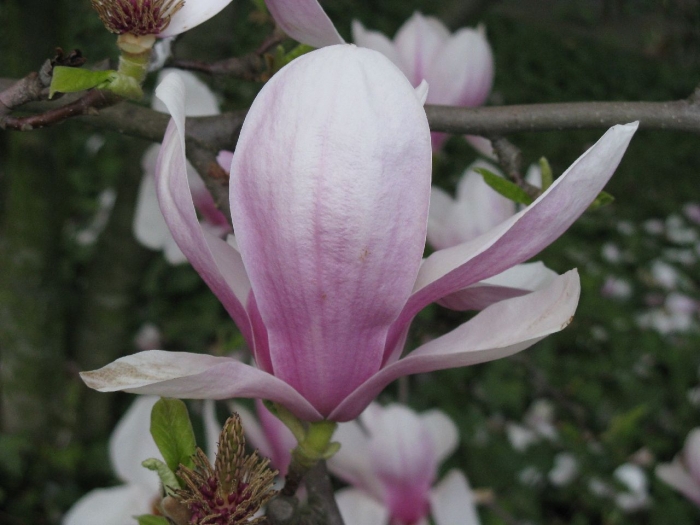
[353,13,494,152]
[134,69,230,264]
[656,427,700,506]
[81,45,637,423]
[328,403,480,525]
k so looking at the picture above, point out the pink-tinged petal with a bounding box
[465,135,495,159]
[328,411,385,499]
[414,79,429,105]
[419,410,459,464]
[684,428,700,483]
[255,399,296,475]
[230,45,431,416]
[62,483,157,525]
[265,0,344,48]
[657,459,700,507]
[134,147,183,258]
[438,262,558,311]
[152,69,220,117]
[202,400,221,462]
[389,122,637,351]
[154,74,253,345]
[335,488,390,525]
[109,396,162,489]
[427,27,494,107]
[394,12,450,85]
[217,150,234,174]
[331,270,580,421]
[159,0,233,37]
[352,20,401,69]
[80,350,323,422]
[430,470,481,525]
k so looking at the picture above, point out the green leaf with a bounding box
[588,190,615,210]
[538,156,553,190]
[142,458,180,494]
[150,398,197,473]
[474,168,534,206]
[49,67,115,98]
[136,515,170,525]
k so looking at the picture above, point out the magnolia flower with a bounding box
[90,0,234,38]
[82,45,637,424]
[62,396,163,525]
[353,12,494,151]
[327,402,479,525]
[134,69,230,264]
[657,428,700,506]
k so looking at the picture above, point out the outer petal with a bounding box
[230,45,431,416]
[159,0,233,37]
[656,459,700,507]
[394,12,450,86]
[430,470,481,525]
[154,74,253,345]
[437,262,558,311]
[62,484,156,525]
[684,428,700,483]
[330,270,580,421]
[328,416,385,499]
[419,410,459,464]
[335,488,390,525]
[427,27,494,107]
[352,20,401,69]
[80,351,323,421]
[109,396,162,489]
[255,399,296,475]
[265,0,344,48]
[387,122,637,353]
[152,69,219,117]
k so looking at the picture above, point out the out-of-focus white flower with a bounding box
[601,242,623,263]
[506,399,558,452]
[75,188,117,246]
[683,203,700,225]
[601,276,632,300]
[328,403,481,525]
[133,323,162,351]
[133,69,230,264]
[636,292,698,335]
[588,464,651,512]
[62,397,163,525]
[666,215,698,245]
[548,453,578,486]
[643,219,665,236]
[352,12,494,152]
[613,464,650,512]
[649,260,681,290]
[657,427,700,507]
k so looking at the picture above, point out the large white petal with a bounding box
[419,409,459,464]
[352,20,401,70]
[152,69,219,116]
[430,470,481,525]
[62,483,156,525]
[265,0,344,48]
[330,270,580,421]
[335,488,390,525]
[109,396,162,489]
[656,459,700,506]
[159,0,233,37]
[80,351,323,422]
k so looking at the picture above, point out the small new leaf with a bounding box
[474,168,534,206]
[49,67,115,98]
[589,190,615,210]
[142,457,180,494]
[538,157,553,190]
[150,398,197,473]
[136,515,170,525]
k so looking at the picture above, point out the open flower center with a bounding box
[174,414,278,525]
[90,0,185,35]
